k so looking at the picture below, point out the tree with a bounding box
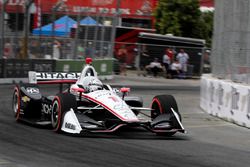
[154,0,213,47]
[200,11,214,47]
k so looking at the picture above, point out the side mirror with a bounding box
[72,87,85,101]
[120,87,130,93]
[120,87,130,100]
[72,87,85,93]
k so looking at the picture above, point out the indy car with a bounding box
[12,58,185,136]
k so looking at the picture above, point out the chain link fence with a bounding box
[211,0,250,84]
[0,0,209,77]
[2,35,207,76]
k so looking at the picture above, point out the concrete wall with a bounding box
[201,0,250,128]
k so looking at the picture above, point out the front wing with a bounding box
[60,107,186,135]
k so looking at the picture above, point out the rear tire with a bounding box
[13,86,21,121]
[151,95,181,136]
[51,93,77,132]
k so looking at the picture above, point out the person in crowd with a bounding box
[85,41,94,58]
[146,58,163,77]
[169,59,182,79]
[166,48,174,62]
[117,45,128,76]
[162,48,172,77]
[176,48,189,73]
[77,45,85,59]
[3,41,11,59]
[53,40,61,59]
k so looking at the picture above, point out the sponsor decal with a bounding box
[113,103,127,111]
[247,90,250,119]
[231,87,239,115]
[231,87,239,110]
[241,95,247,111]
[113,103,135,120]
[100,63,107,73]
[108,96,119,102]
[94,92,111,98]
[22,96,30,103]
[225,92,230,107]
[42,103,52,114]
[26,87,39,94]
[36,72,80,80]
[63,64,70,72]
[209,82,214,107]
[218,84,223,110]
[65,122,76,130]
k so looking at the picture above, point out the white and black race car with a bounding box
[13,58,185,136]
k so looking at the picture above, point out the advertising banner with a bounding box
[3,59,55,78]
[4,0,157,18]
[31,59,56,72]
[4,59,31,78]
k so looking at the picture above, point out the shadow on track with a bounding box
[15,120,189,141]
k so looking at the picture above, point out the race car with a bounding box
[12,58,185,136]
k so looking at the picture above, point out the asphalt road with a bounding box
[0,84,249,167]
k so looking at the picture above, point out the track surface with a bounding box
[0,84,249,167]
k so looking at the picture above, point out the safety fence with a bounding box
[0,58,114,80]
[211,0,250,84]
[2,34,210,77]
[2,36,113,59]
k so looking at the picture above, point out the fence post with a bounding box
[0,0,8,59]
[20,0,33,59]
[73,10,81,59]
[200,47,206,75]
[109,0,121,58]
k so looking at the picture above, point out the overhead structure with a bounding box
[32,15,76,37]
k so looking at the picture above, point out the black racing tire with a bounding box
[13,85,21,121]
[151,95,181,136]
[51,93,77,133]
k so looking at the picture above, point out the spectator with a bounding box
[166,48,174,62]
[162,48,171,77]
[85,42,94,58]
[77,45,85,59]
[53,40,61,59]
[176,49,189,73]
[117,45,128,76]
[3,41,11,59]
[146,58,163,77]
[169,59,182,79]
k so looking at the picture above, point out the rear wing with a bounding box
[28,71,81,84]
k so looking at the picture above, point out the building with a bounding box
[2,0,214,31]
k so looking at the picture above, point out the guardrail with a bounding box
[0,58,114,80]
[200,74,250,128]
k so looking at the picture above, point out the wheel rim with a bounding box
[151,98,162,119]
[51,100,60,129]
[13,89,20,120]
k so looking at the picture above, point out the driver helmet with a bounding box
[80,76,103,92]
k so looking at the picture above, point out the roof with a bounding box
[32,16,76,37]
[139,32,206,46]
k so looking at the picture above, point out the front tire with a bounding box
[13,86,21,121]
[51,93,77,132]
[151,95,181,136]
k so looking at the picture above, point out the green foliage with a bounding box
[154,0,214,47]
